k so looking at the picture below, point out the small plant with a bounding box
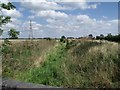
[2,39,11,54]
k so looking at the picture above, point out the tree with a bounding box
[105,33,112,41]
[99,34,104,40]
[61,36,66,39]
[60,36,66,42]
[88,34,93,38]
[100,34,104,37]
[0,2,15,36]
[8,28,19,39]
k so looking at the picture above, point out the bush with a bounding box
[60,36,66,43]
[2,39,11,54]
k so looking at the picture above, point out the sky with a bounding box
[0,0,119,38]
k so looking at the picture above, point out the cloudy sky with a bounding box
[1,0,118,38]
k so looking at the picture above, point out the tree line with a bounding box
[96,33,120,42]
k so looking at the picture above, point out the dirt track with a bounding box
[2,78,59,89]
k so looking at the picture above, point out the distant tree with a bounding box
[107,33,112,37]
[118,34,120,42]
[8,28,19,39]
[99,34,104,40]
[0,2,16,36]
[67,37,74,39]
[88,34,93,38]
[60,36,66,43]
[96,36,100,40]
[61,36,66,39]
[46,37,51,40]
[96,33,120,42]
[105,33,112,41]
[100,34,104,37]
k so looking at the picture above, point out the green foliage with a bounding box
[2,39,11,54]
[2,40,56,78]
[88,34,93,38]
[73,41,102,56]
[46,37,51,40]
[2,40,120,88]
[0,16,11,26]
[8,28,19,39]
[60,36,66,43]
[0,2,15,10]
[65,40,77,49]
[96,34,120,42]
[105,34,120,42]
[16,43,67,86]
[0,2,15,35]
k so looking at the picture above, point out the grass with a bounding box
[2,39,120,88]
[15,43,67,86]
[66,41,119,88]
[2,39,57,79]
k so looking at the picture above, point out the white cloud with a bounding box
[19,8,25,12]
[2,14,118,38]
[22,21,42,31]
[28,15,35,19]
[3,23,15,29]
[0,0,9,4]
[77,15,93,22]
[102,16,108,19]
[2,18,22,30]
[36,10,68,19]
[41,14,118,37]
[60,2,98,10]
[21,0,99,11]
[1,9,22,18]
[21,0,63,10]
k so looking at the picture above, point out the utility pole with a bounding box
[29,20,33,39]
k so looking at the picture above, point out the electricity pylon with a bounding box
[29,20,33,39]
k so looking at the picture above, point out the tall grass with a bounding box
[2,39,56,79]
[14,43,67,86]
[63,40,119,88]
[2,39,120,88]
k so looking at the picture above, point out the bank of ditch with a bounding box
[2,40,120,88]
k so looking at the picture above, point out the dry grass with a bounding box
[61,40,119,88]
[2,39,57,78]
[2,39,120,88]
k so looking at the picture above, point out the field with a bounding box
[1,39,120,88]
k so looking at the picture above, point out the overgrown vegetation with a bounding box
[0,2,16,35]
[65,41,119,88]
[96,34,120,42]
[2,40,56,79]
[15,43,67,86]
[1,2,119,88]
[2,39,120,88]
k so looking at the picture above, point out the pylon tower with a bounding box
[29,20,33,39]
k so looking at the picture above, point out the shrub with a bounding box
[2,39,11,54]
